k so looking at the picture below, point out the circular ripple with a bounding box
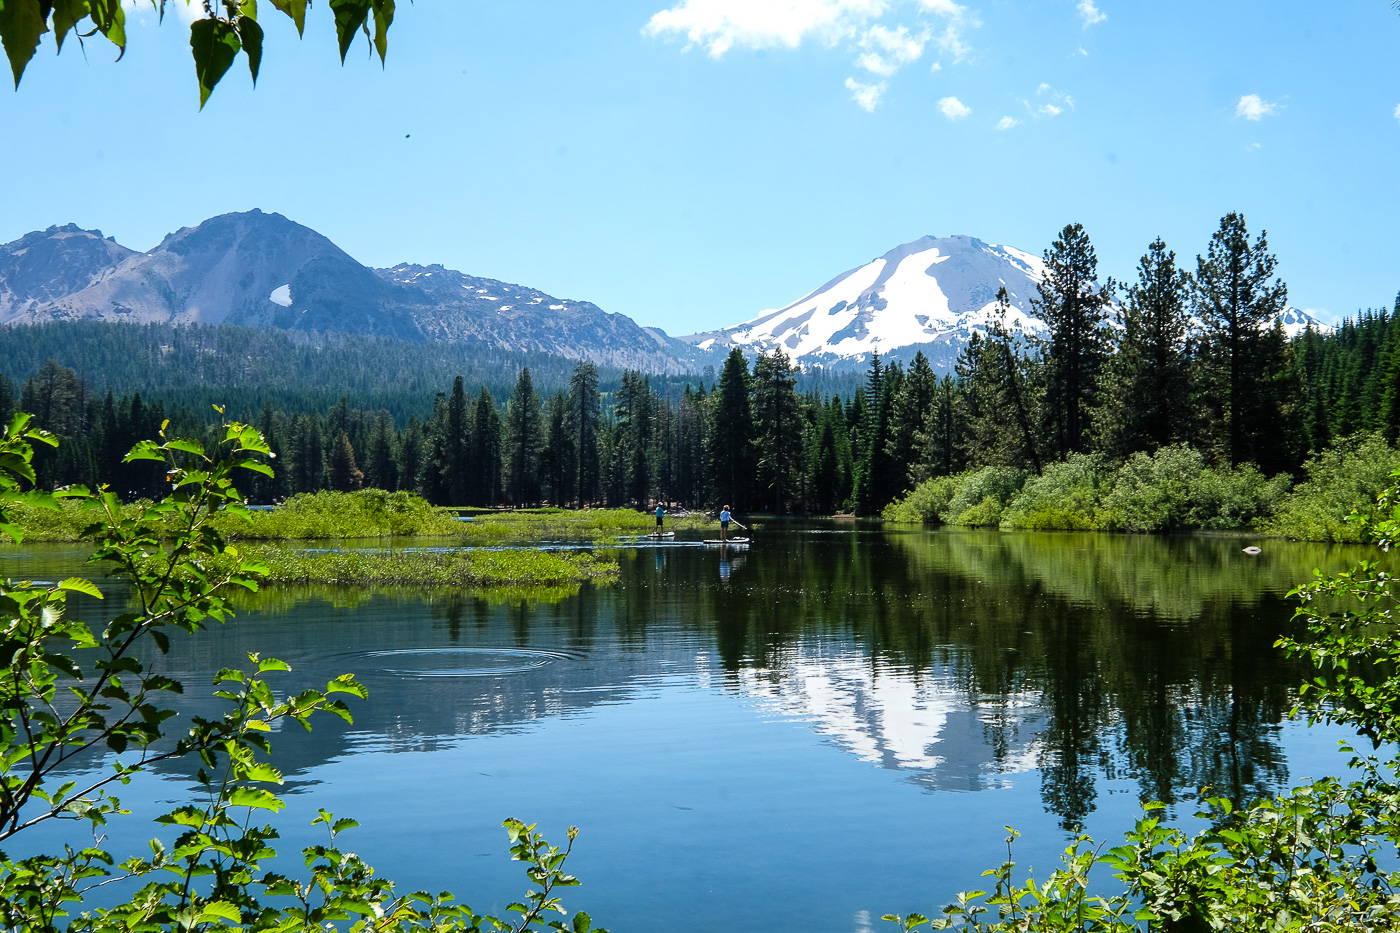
[354,646,576,678]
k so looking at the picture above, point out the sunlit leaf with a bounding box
[189,15,241,109]
[267,0,307,34]
[0,0,46,88]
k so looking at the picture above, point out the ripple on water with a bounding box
[343,646,580,678]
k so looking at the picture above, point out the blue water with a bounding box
[3,525,1367,932]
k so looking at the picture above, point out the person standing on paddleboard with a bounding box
[655,503,666,535]
[719,505,731,541]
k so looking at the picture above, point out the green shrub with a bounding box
[1188,462,1290,530]
[882,473,963,523]
[1263,433,1400,541]
[1098,444,1207,532]
[1000,454,1107,530]
[945,467,1028,527]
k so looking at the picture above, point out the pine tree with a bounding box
[751,350,802,513]
[1194,212,1289,466]
[445,376,471,504]
[1034,223,1113,458]
[888,351,936,491]
[567,361,601,507]
[504,367,543,507]
[707,348,756,510]
[327,432,365,491]
[1096,237,1193,455]
[539,392,573,506]
[472,389,502,506]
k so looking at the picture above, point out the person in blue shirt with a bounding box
[719,505,731,541]
[654,503,666,534]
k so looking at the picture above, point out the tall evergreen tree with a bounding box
[472,389,502,506]
[539,391,573,506]
[445,375,471,504]
[707,348,756,510]
[1034,223,1113,458]
[326,433,365,491]
[888,351,936,491]
[364,410,398,492]
[1194,212,1290,467]
[504,367,543,507]
[1096,237,1194,455]
[751,350,802,513]
[567,361,601,506]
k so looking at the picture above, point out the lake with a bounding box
[3,522,1368,932]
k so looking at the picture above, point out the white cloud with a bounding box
[1236,94,1277,120]
[1076,0,1106,27]
[1025,82,1073,118]
[919,0,966,15]
[996,116,1019,130]
[644,0,890,57]
[929,61,942,72]
[857,24,925,77]
[847,77,886,111]
[939,96,971,119]
[1394,103,1400,121]
[645,0,981,110]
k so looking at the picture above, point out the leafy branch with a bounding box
[0,0,399,107]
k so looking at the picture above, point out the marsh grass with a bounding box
[3,487,717,544]
[250,544,619,589]
[459,507,713,541]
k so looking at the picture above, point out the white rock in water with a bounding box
[1242,546,1262,555]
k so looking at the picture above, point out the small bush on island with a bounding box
[216,488,464,539]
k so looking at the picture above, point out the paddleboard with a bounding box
[703,537,750,546]
[618,532,676,540]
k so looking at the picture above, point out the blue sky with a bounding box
[3,1,1398,334]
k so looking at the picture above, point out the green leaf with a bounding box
[198,901,242,923]
[267,0,307,35]
[371,0,393,64]
[0,0,47,88]
[228,786,285,811]
[57,577,104,600]
[189,15,241,109]
[164,438,206,456]
[328,0,370,62]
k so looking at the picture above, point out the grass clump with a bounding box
[219,489,462,539]
[460,507,712,541]
[251,545,619,588]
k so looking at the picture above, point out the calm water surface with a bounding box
[3,522,1368,932]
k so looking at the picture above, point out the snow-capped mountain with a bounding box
[683,234,1334,371]
[1273,306,1334,338]
[682,235,1048,371]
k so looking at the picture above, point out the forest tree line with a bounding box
[3,212,1399,516]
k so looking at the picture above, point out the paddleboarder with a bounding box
[655,503,666,535]
[719,505,731,541]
